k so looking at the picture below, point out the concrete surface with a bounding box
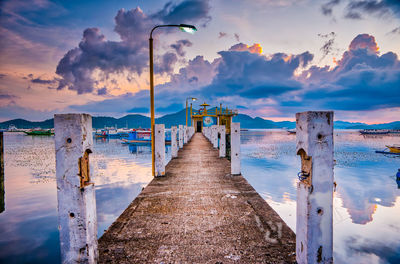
[99,132,295,263]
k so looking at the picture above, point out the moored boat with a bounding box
[121,129,171,145]
[386,145,400,153]
[360,129,389,135]
[24,129,54,136]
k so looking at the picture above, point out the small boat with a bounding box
[375,145,400,155]
[121,129,171,145]
[360,129,389,135]
[287,129,296,135]
[386,145,400,153]
[24,129,54,136]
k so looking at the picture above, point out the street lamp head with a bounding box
[191,97,197,101]
[179,24,197,34]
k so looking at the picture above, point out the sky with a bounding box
[0,0,399,123]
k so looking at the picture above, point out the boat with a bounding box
[360,129,389,135]
[121,129,152,144]
[24,129,54,136]
[287,129,296,135]
[375,145,400,155]
[121,129,171,145]
[386,145,400,153]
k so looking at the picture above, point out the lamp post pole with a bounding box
[185,97,197,127]
[149,24,196,177]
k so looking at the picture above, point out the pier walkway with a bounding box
[98,132,296,263]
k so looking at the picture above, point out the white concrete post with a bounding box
[54,114,98,264]
[178,125,183,148]
[296,111,334,264]
[171,126,178,158]
[212,125,219,148]
[155,124,165,177]
[231,122,241,175]
[219,125,226,158]
[183,125,188,144]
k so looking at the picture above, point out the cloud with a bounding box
[127,107,149,113]
[202,45,313,99]
[97,87,108,95]
[229,43,263,54]
[388,26,400,35]
[31,77,57,85]
[321,0,341,16]
[170,39,193,56]
[301,34,400,111]
[318,32,337,60]
[55,1,212,95]
[218,32,227,38]
[152,0,211,26]
[344,0,400,19]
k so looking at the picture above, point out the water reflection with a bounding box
[241,129,400,263]
[0,130,399,263]
[0,133,156,263]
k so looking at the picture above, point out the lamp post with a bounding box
[186,97,197,127]
[149,24,197,177]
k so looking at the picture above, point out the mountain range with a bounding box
[1,109,399,130]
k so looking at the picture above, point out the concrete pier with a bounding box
[54,114,98,264]
[296,111,334,264]
[99,133,295,263]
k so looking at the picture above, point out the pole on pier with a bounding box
[171,126,178,158]
[219,126,226,158]
[231,122,241,175]
[54,114,98,264]
[295,111,334,264]
[178,125,183,148]
[183,125,188,144]
[0,131,4,213]
[155,124,165,177]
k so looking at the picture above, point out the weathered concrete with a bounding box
[178,125,183,148]
[219,125,226,158]
[231,122,241,175]
[296,111,334,264]
[171,126,178,158]
[99,133,295,263]
[183,125,188,144]
[54,114,98,264]
[155,124,165,177]
[211,125,218,148]
[0,132,4,213]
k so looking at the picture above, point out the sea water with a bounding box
[0,130,399,263]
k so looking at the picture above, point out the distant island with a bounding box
[1,108,399,130]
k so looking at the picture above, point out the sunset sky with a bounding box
[0,0,399,123]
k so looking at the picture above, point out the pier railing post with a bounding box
[178,125,183,148]
[54,114,98,264]
[171,126,178,158]
[231,122,240,175]
[210,125,216,148]
[219,126,226,158]
[155,124,165,177]
[183,125,188,144]
[295,111,334,264]
[0,131,4,213]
